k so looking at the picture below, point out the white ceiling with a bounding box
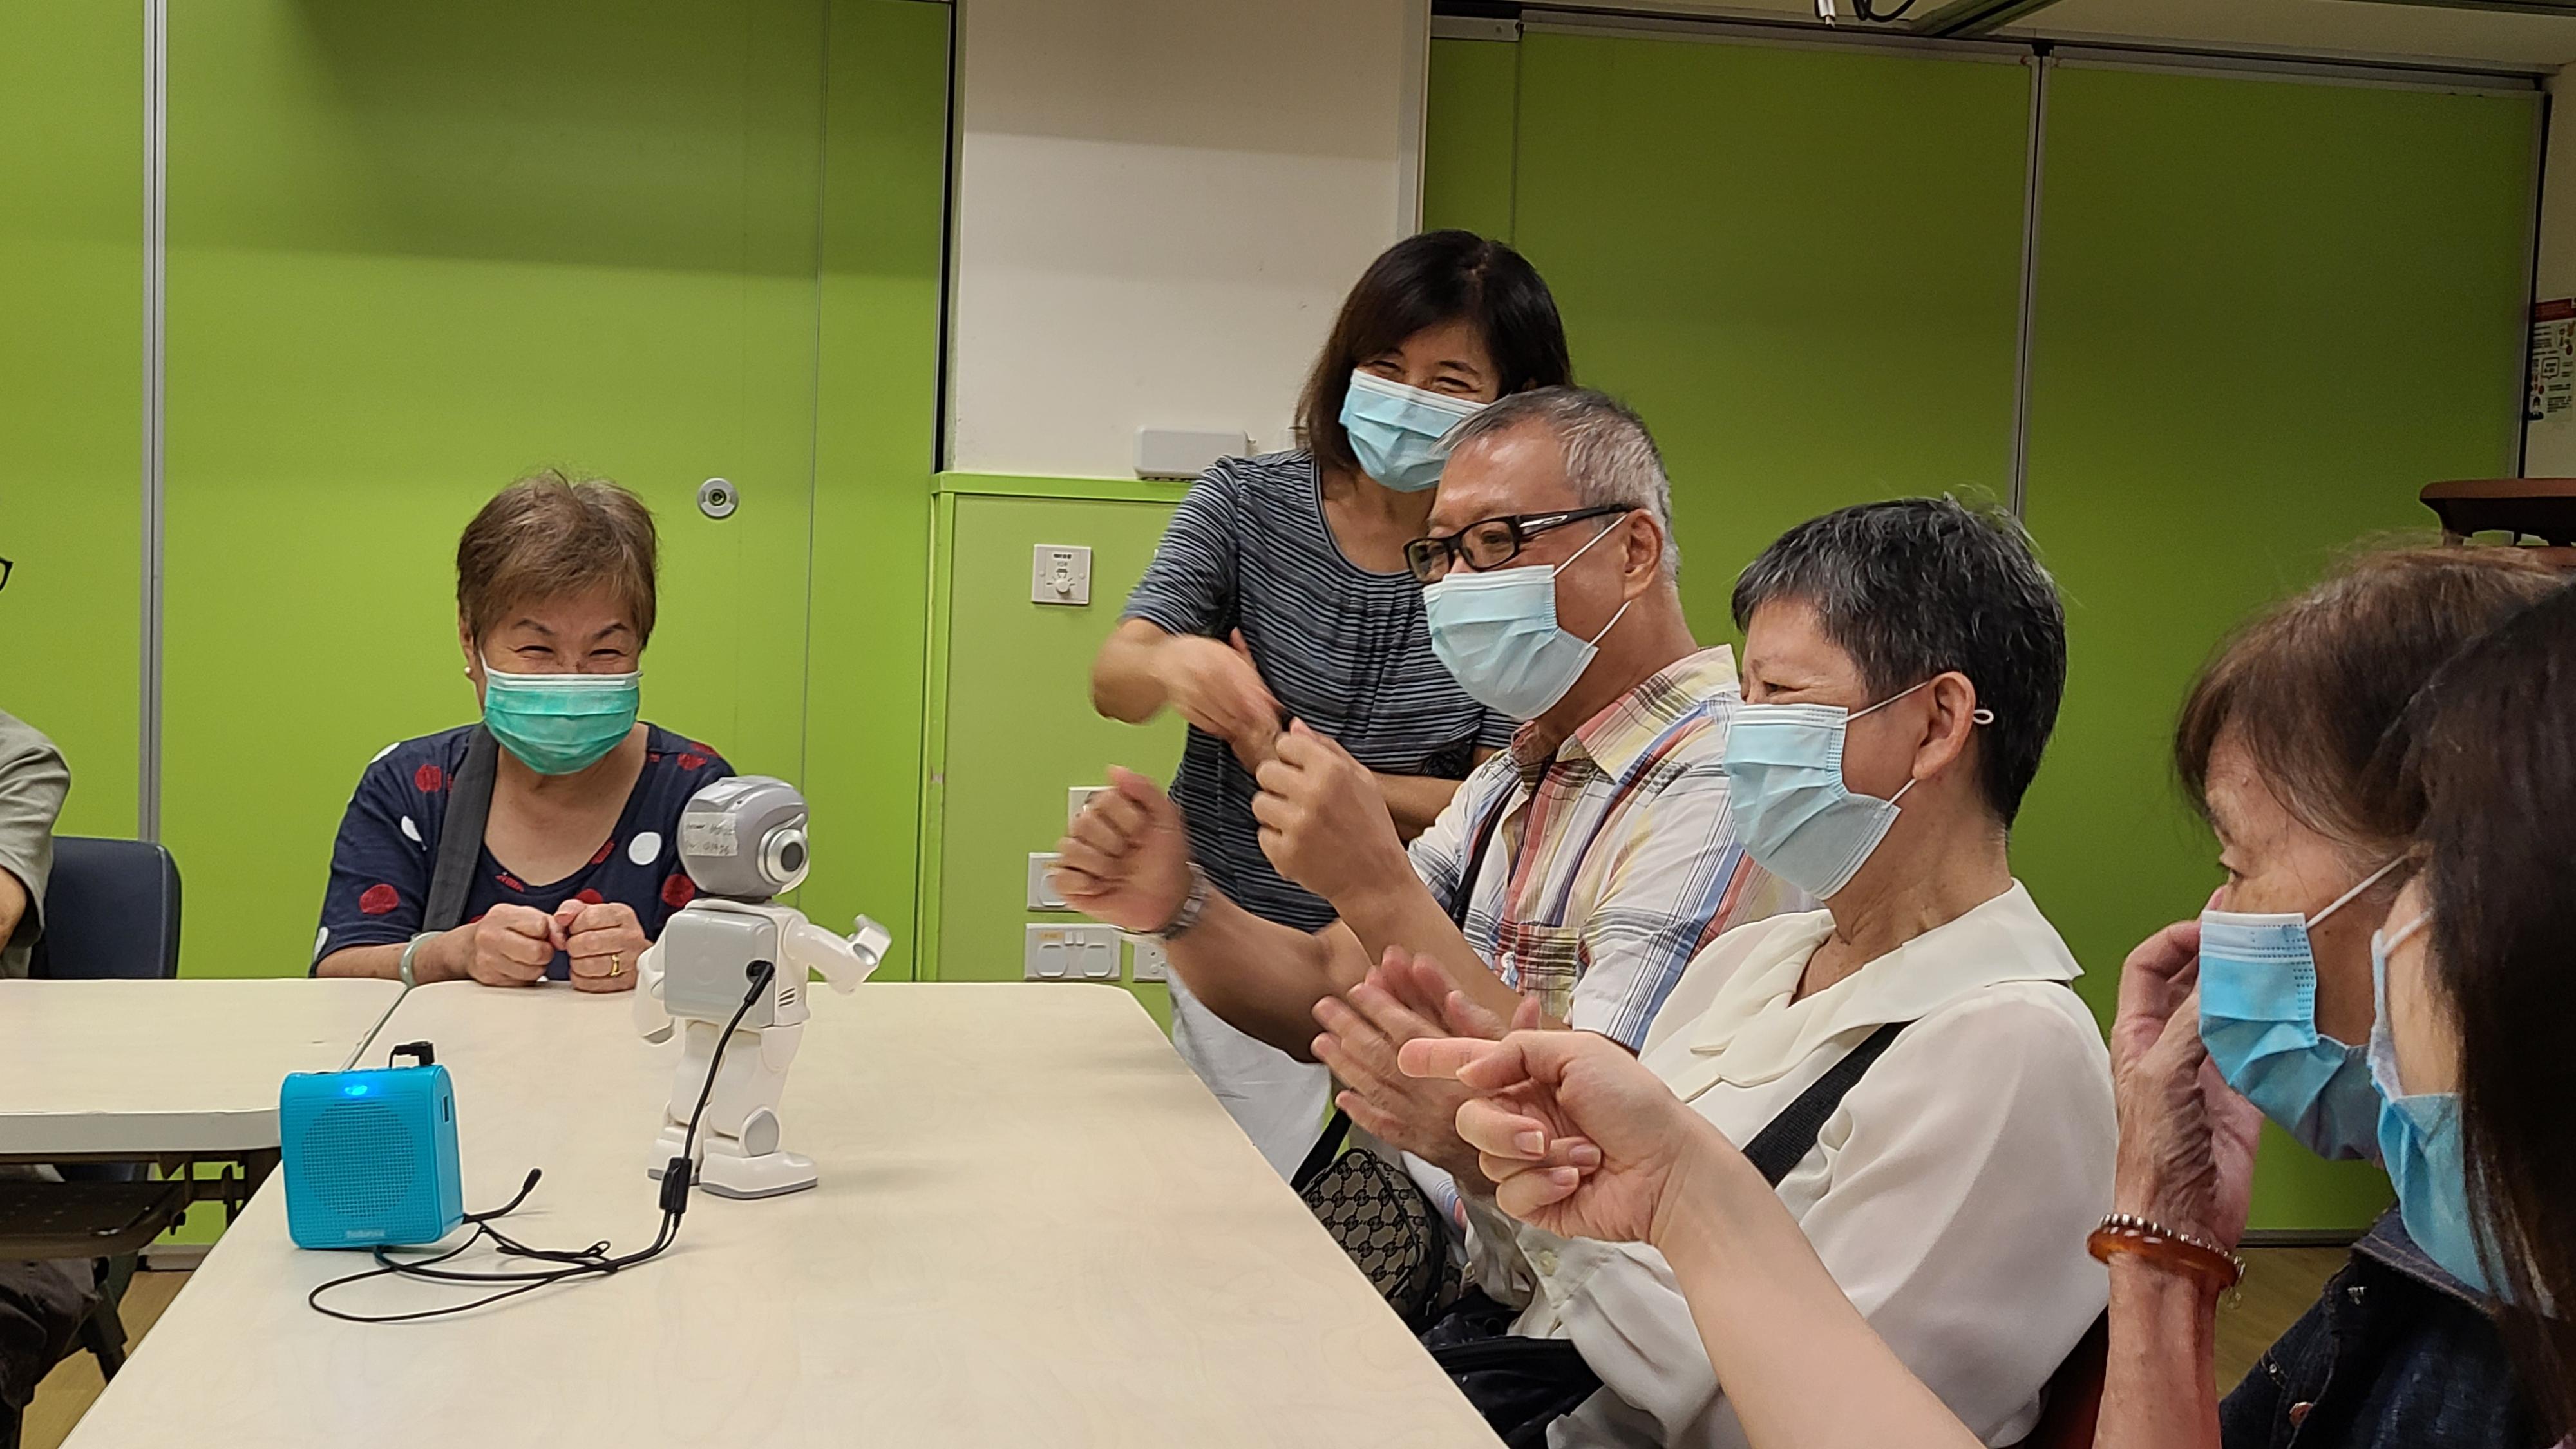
[1522,0,2576,70]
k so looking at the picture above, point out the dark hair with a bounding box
[2175,548,2559,849]
[2403,576,2576,1436]
[1730,497,2065,826]
[1296,231,1572,478]
[457,470,659,646]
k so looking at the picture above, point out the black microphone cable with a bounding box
[307,959,779,1324]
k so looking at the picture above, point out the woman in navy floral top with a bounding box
[313,473,730,991]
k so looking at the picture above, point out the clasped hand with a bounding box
[456,898,645,993]
[438,892,649,990]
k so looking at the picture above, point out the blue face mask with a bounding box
[1721,680,1984,900]
[1423,521,1629,721]
[2195,858,2402,1162]
[480,659,640,776]
[2368,913,2494,1296]
[1339,369,1485,492]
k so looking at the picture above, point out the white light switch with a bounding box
[1031,545,1092,606]
[1025,924,1119,981]
[1067,785,1108,826]
[1128,934,1169,983]
[1027,853,1069,911]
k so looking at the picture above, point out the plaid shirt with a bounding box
[1407,645,1803,1048]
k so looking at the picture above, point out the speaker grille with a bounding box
[299,1102,419,1220]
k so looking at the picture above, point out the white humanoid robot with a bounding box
[633,776,890,1198]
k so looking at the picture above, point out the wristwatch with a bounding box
[397,931,439,989]
[1147,864,1213,942]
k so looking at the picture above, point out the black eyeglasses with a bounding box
[1403,507,1627,584]
[0,557,12,593]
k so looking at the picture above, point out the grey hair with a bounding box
[1446,386,1681,580]
[1730,496,2068,826]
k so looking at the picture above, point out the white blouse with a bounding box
[1461,882,2116,1449]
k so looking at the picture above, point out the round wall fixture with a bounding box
[697,478,738,519]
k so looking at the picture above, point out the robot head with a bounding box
[674,776,810,900]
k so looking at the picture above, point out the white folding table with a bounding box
[0,978,406,1159]
[61,980,1501,1448]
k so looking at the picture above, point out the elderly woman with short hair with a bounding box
[1371,497,2113,1449]
[313,472,732,992]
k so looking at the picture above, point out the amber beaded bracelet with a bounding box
[2087,1212,2246,1297]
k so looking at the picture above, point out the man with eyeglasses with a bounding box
[1056,386,1797,1206]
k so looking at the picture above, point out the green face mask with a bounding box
[479,659,640,775]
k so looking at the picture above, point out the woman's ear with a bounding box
[1915,671,1982,781]
[457,614,480,681]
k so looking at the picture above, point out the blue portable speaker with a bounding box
[279,1048,464,1250]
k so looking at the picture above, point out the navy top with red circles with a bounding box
[312,723,733,979]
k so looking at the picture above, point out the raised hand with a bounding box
[2110,916,2262,1249]
[1312,950,1540,1183]
[1052,767,1197,934]
[1253,721,1411,904]
[1160,630,1284,768]
[1402,1028,1727,1249]
[1379,946,1527,1042]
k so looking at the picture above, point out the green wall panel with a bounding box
[1506,33,2031,630]
[2012,66,2537,1231]
[927,486,1186,1028]
[158,0,942,979]
[1424,36,1519,241]
[0,5,144,836]
[797,0,952,981]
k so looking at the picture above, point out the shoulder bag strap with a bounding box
[1293,783,1516,1191]
[421,727,500,934]
[1738,1019,1913,1188]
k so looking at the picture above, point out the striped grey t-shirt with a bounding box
[1123,450,1514,931]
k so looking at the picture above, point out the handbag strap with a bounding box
[422,727,500,934]
[1738,1019,1913,1188]
[1294,787,1515,1191]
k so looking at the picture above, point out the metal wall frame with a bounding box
[140,0,166,842]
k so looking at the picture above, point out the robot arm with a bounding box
[632,938,675,1043]
[779,914,891,995]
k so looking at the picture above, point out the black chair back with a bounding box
[29,836,182,980]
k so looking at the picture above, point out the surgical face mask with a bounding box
[1339,369,1486,492]
[2195,857,2403,1162]
[479,658,641,776]
[1423,520,1630,721]
[2368,914,2493,1296]
[1721,679,1982,900]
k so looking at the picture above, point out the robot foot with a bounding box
[646,1126,818,1198]
[694,1148,819,1199]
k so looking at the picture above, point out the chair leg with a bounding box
[78,1259,131,1382]
[76,1300,127,1381]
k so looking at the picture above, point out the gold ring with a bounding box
[609,952,623,978]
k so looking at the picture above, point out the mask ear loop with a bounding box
[1866,690,1998,806]
[1555,515,1637,647]
[2307,855,2408,929]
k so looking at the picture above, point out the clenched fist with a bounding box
[1251,721,1411,905]
[1052,767,1197,934]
